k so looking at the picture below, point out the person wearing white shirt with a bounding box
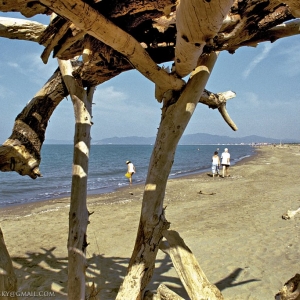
[211,151,220,178]
[221,148,230,178]
[126,160,136,184]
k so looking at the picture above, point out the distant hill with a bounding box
[179,133,290,145]
[45,139,73,144]
[91,133,300,145]
[44,133,300,145]
[92,136,155,145]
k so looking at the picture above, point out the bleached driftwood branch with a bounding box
[275,273,300,300]
[175,0,233,77]
[0,17,46,42]
[0,0,49,17]
[160,230,223,300]
[58,57,94,299]
[41,20,72,64]
[198,190,216,195]
[239,20,300,48]
[200,90,238,130]
[218,103,238,131]
[144,284,185,300]
[282,207,300,220]
[55,27,85,59]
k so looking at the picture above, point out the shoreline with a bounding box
[0,146,258,214]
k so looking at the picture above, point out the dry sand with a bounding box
[1,144,300,300]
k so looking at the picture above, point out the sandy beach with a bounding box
[1,144,300,300]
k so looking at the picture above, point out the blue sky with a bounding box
[0,12,300,143]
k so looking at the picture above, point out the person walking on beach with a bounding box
[221,148,230,177]
[126,160,136,185]
[211,151,220,178]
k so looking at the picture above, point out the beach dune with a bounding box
[1,145,300,299]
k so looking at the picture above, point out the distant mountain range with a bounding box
[45,133,300,145]
[93,134,299,145]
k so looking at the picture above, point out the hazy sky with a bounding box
[1,12,300,143]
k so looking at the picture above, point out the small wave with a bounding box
[170,165,210,177]
[232,154,251,162]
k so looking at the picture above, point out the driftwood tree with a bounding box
[58,57,96,299]
[1,0,300,299]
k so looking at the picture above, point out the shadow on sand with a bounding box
[12,248,259,299]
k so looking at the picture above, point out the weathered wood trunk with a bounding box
[58,59,94,300]
[161,230,223,299]
[116,53,218,299]
[0,228,17,300]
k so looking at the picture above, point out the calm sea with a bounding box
[0,144,256,207]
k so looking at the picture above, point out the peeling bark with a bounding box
[0,68,68,178]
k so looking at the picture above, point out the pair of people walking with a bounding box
[211,148,230,178]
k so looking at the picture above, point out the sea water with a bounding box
[0,144,255,207]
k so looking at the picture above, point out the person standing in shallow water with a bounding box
[221,148,230,177]
[126,160,136,185]
[211,151,220,178]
